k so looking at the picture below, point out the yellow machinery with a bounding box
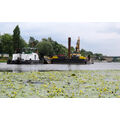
[48,37,88,64]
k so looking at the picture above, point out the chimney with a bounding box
[68,37,71,59]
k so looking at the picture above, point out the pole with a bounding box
[68,37,71,59]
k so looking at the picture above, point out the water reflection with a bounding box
[0,62,120,72]
[68,64,71,71]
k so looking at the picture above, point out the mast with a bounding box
[68,37,71,59]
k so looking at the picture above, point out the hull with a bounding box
[7,60,44,64]
[51,58,87,64]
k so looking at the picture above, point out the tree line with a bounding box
[0,25,104,60]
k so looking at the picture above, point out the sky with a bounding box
[0,22,120,56]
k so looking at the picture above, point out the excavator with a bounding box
[47,37,89,64]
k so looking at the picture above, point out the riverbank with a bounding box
[0,70,120,98]
[0,58,7,63]
[0,61,7,63]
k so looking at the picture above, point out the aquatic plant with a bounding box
[0,70,120,98]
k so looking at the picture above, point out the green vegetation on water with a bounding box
[0,70,120,98]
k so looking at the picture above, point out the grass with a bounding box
[0,70,120,98]
[0,60,7,63]
[0,59,7,63]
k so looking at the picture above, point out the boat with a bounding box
[44,37,93,64]
[7,48,44,64]
[47,54,87,64]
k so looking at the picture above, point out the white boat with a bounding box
[7,52,43,64]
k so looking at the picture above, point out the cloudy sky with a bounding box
[0,22,120,56]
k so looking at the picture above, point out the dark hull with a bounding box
[51,58,87,64]
[7,60,44,64]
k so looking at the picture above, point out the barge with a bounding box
[44,37,93,64]
[49,54,87,64]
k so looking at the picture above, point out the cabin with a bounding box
[12,52,39,61]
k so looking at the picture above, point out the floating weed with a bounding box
[79,90,83,96]
[43,84,48,88]
[0,70,120,98]
[71,73,76,76]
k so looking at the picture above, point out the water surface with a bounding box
[0,62,120,72]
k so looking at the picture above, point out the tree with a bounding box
[80,49,94,57]
[48,39,59,55]
[36,37,68,57]
[13,25,20,53]
[56,44,67,55]
[36,40,54,57]
[29,37,39,47]
[80,49,86,56]
[12,25,27,53]
[20,37,27,49]
[71,46,75,53]
[86,51,93,56]
[1,34,13,56]
[47,37,67,56]
[93,53,103,60]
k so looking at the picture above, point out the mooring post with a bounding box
[68,37,71,59]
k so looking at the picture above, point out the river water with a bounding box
[0,62,120,72]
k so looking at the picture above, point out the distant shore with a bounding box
[0,59,7,63]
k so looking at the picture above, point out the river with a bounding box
[0,62,120,72]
